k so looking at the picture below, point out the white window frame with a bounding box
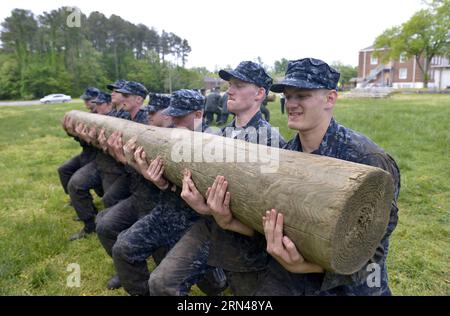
[399,53,407,63]
[399,68,408,80]
[370,55,378,65]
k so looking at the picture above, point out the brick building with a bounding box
[357,46,450,89]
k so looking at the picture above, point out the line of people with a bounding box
[58,58,400,296]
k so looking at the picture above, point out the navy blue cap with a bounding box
[146,93,171,113]
[271,58,340,93]
[219,61,273,95]
[162,89,205,117]
[107,79,127,91]
[80,87,100,100]
[116,81,148,98]
[92,92,111,104]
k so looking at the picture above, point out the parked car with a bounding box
[40,94,72,104]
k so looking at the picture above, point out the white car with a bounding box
[40,94,72,104]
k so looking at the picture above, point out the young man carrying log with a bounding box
[93,81,163,290]
[62,83,129,219]
[110,89,227,296]
[148,61,286,296]
[73,89,132,211]
[58,87,101,207]
[64,82,130,228]
[255,58,401,295]
[93,80,132,209]
[65,91,119,240]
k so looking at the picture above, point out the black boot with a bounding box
[69,219,96,241]
[107,275,122,290]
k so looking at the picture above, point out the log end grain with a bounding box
[331,168,395,274]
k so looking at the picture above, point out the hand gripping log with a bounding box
[64,110,394,274]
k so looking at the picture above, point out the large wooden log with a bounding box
[65,110,395,275]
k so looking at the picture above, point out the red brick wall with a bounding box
[358,49,434,83]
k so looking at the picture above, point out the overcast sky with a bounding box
[0,0,426,71]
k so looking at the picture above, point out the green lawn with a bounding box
[0,94,449,295]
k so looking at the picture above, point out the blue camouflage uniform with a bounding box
[254,58,401,296]
[149,62,286,296]
[112,90,226,296]
[96,82,161,260]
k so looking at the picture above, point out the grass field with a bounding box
[0,94,449,296]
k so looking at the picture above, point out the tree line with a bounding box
[0,7,207,100]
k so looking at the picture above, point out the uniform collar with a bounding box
[229,111,263,130]
[291,117,338,154]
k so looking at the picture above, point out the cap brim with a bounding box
[115,88,131,95]
[218,69,232,81]
[107,84,119,90]
[80,94,92,100]
[219,69,250,84]
[161,106,194,117]
[269,83,290,93]
[270,79,330,93]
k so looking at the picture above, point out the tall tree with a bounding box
[273,58,289,75]
[374,0,450,87]
[0,9,38,97]
[85,11,109,53]
[159,30,171,63]
[0,7,192,99]
[331,61,358,87]
[180,39,191,67]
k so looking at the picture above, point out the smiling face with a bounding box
[284,87,336,133]
[226,78,265,115]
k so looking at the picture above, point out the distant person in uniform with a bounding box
[204,87,221,125]
[217,91,230,125]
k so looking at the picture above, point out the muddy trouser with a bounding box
[67,161,103,222]
[148,218,260,296]
[96,192,157,257]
